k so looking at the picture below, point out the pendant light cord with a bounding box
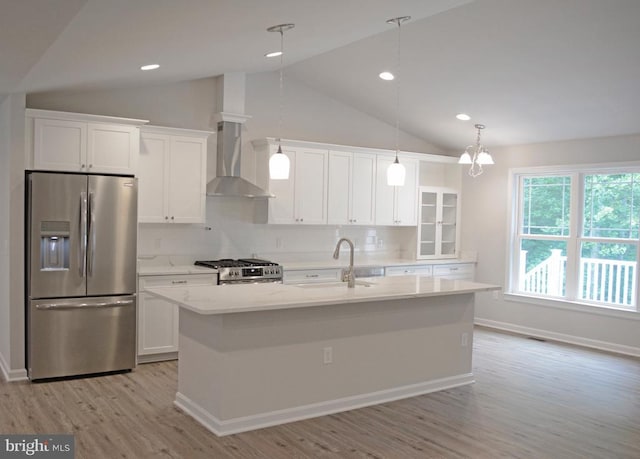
[394,19,401,162]
[278,29,284,145]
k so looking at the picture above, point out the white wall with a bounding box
[0,97,10,376]
[0,93,27,380]
[461,134,640,355]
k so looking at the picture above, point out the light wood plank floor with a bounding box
[2,327,639,458]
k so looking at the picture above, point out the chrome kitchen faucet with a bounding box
[333,238,355,288]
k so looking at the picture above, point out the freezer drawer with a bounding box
[27,295,136,380]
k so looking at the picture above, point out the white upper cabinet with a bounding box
[417,186,461,259]
[138,126,211,224]
[254,138,455,229]
[28,109,147,175]
[374,155,419,226]
[263,143,329,225]
[328,151,376,225]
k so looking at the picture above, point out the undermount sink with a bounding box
[295,280,376,289]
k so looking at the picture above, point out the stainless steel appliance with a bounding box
[194,258,282,284]
[26,171,138,380]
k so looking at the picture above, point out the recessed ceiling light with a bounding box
[140,64,160,71]
[456,113,471,121]
[265,51,283,58]
[379,71,394,81]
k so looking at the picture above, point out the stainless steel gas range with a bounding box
[194,258,283,284]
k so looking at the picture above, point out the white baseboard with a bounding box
[137,352,178,364]
[175,373,475,436]
[0,351,28,382]
[475,318,640,357]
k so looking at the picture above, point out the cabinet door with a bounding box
[87,123,139,175]
[33,118,86,171]
[394,158,418,226]
[138,292,179,356]
[268,146,297,224]
[351,153,376,225]
[418,189,438,258]
[374,156,396,225]
[167,136,207,223]
[440,192,459,256]
[417,187,460,259]
[138,134,169,223]
[295,148,328,224]
[327,151,352,225]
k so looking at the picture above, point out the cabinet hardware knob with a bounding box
[171,216,174,220]
[81,164,86,168]
[89,164,93,168]
[165,216,169,220]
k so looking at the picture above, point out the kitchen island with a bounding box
[146,275,499,436]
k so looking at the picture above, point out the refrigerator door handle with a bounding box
[87,191,96,276]
[80,191,88,278]
[35,299,135,310]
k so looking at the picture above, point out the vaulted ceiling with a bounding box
[3,0,640,150]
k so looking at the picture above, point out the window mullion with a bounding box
[564,172,582,301]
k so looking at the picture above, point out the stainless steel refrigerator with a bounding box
[26,171,138,380]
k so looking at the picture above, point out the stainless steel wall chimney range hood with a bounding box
[206,121,273,198]
[206,72,273,198]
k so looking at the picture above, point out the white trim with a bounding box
[141,125,213,137]
[0,352,28,382]
[136,352,178,364]
[25,108,148,126]
[475,318,640,357]
[175,373,475,436]
[503,292,640,319]
[251,138,457,164]
[509,161,640,175]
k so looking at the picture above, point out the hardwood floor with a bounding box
[2,327,639,458]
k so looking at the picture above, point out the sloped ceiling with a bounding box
[3,0,640,150]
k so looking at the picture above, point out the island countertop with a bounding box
[145,275,500,315]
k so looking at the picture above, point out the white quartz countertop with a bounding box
[145,275,499,315]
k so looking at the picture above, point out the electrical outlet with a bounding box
[461,333,469,347]
[323,346,333,364]
[275,237,282,249]
[492,290,500,300]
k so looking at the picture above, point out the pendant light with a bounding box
[386,16,410,187]
[459,123,494,177]
[267,23,295,180]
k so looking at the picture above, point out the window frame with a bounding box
[507,162,640,313]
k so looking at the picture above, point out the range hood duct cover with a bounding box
[206,121,273,198]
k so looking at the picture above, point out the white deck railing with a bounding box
[520,249,636,307]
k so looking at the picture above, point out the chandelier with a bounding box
[458,124,494,177]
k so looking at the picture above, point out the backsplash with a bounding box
[138,198,417,263]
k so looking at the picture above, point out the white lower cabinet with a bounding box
[137,273,216,362]
[432,263,475,280]
[283,268,342,284]
[384,265,433,276]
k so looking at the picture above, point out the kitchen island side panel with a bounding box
[176,294,474,432]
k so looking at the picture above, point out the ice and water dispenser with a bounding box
[39,221,70,271]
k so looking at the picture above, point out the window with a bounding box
[510,167,640,311]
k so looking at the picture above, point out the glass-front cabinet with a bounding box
[417,186,460,259]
